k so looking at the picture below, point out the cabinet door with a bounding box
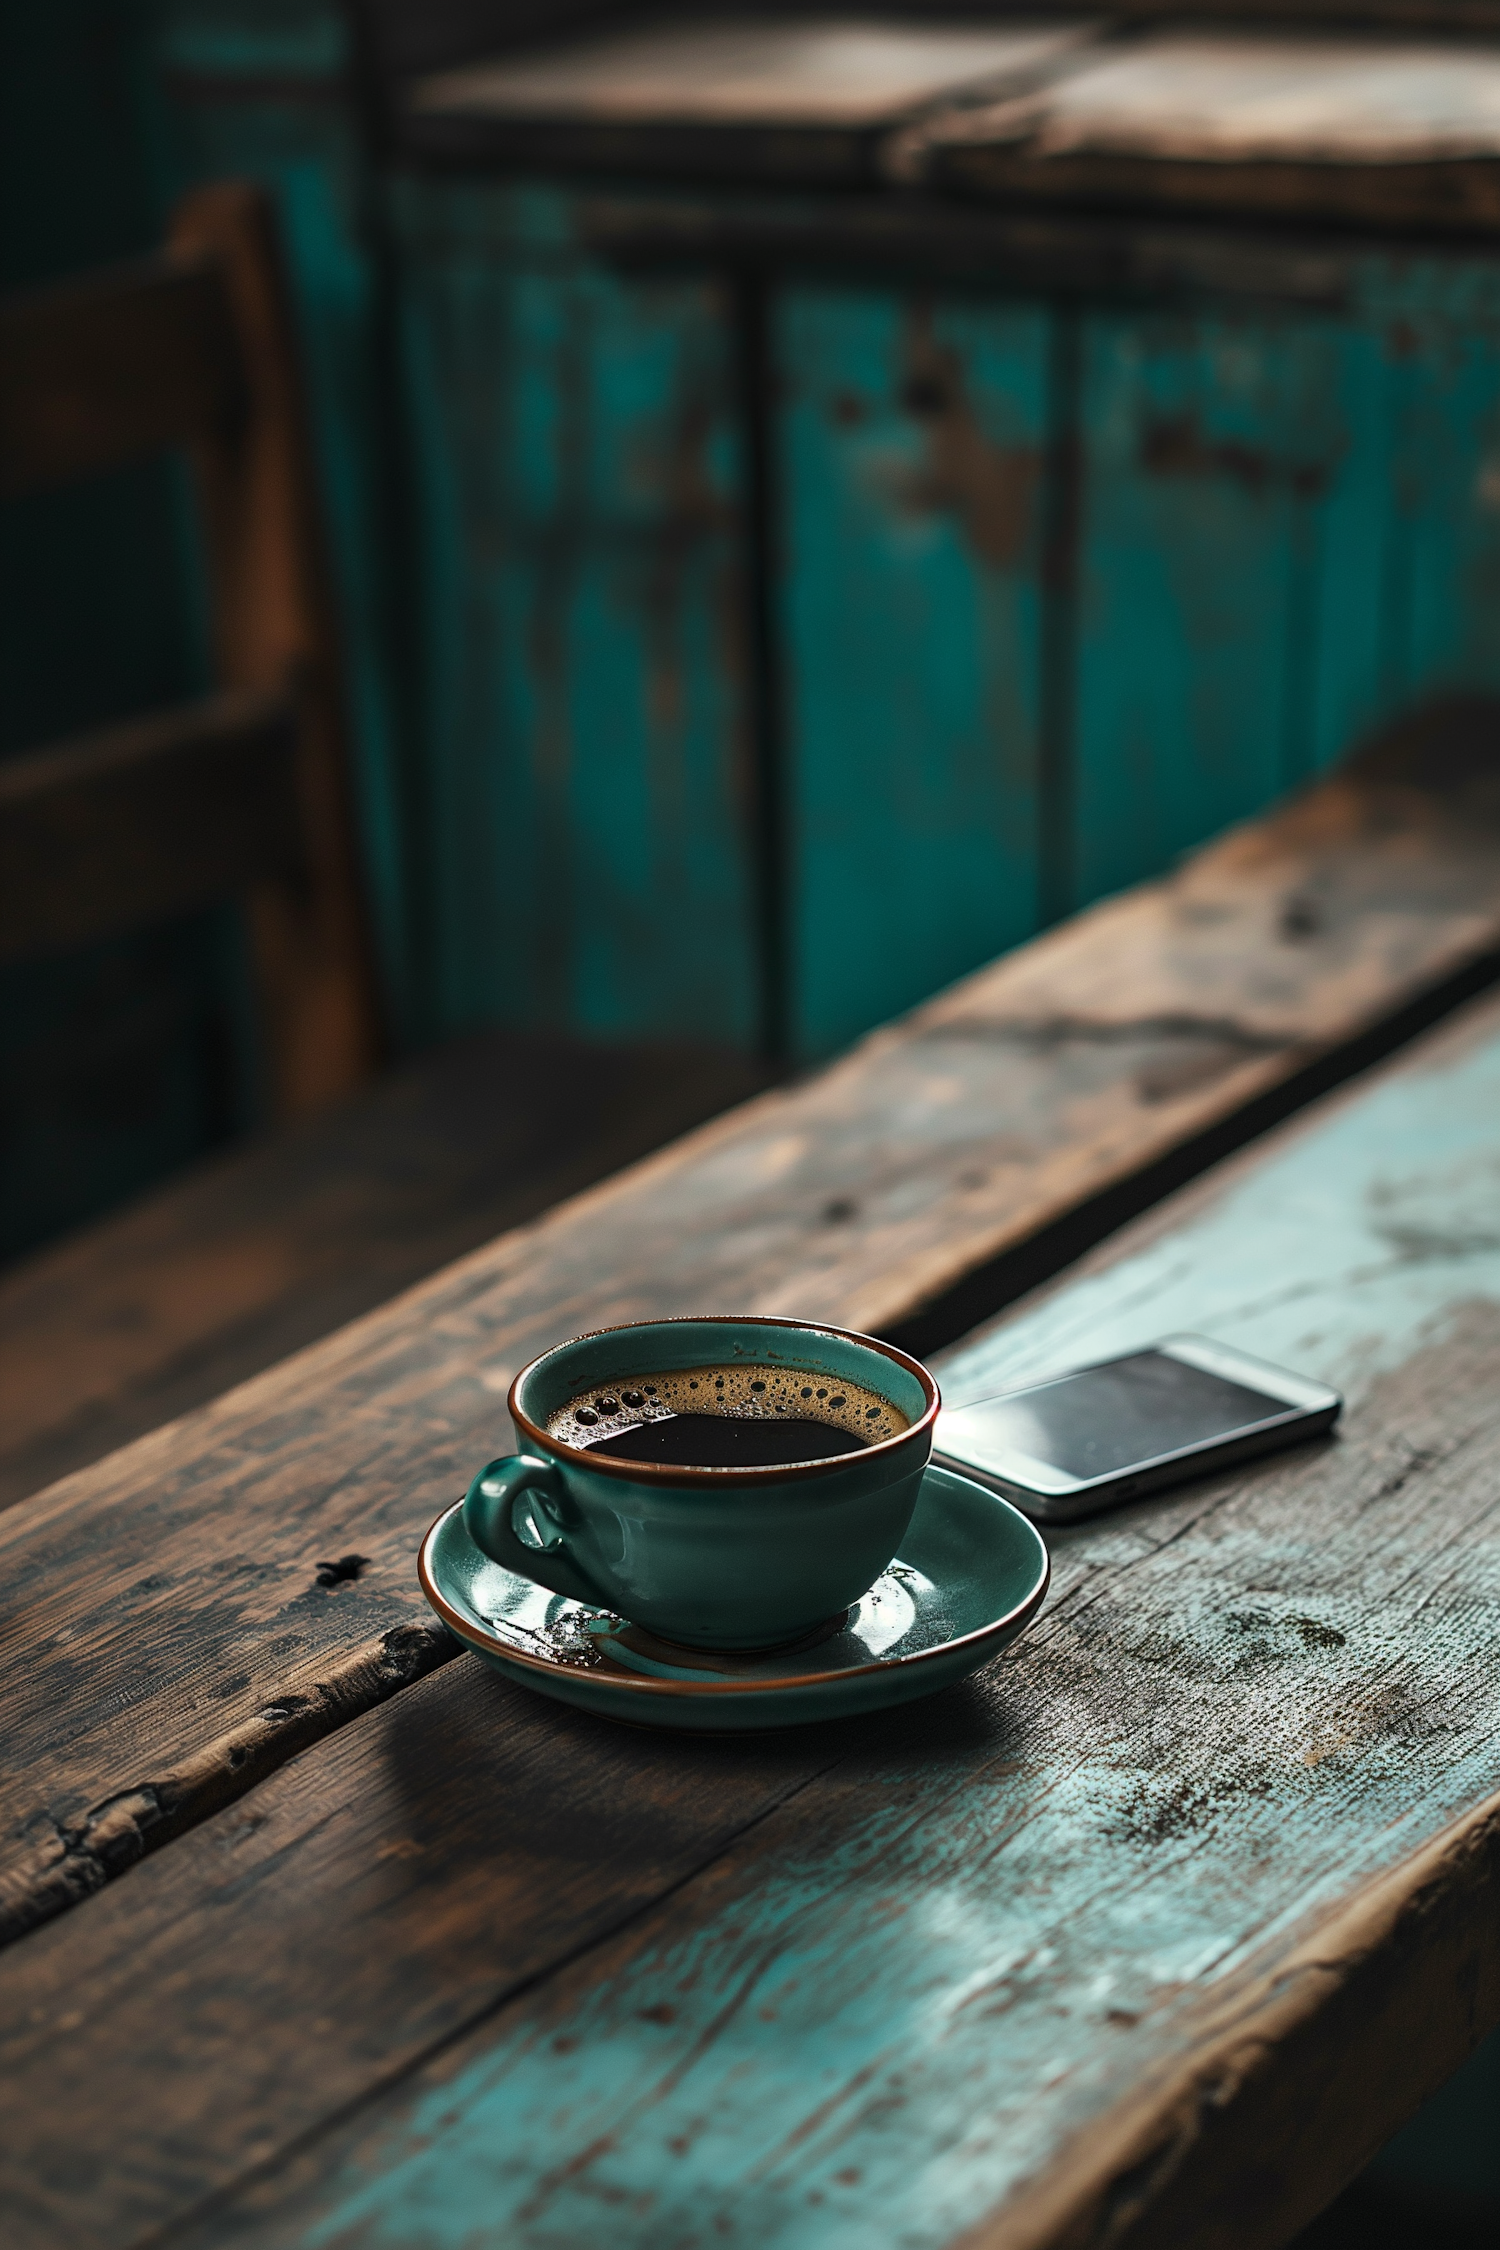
[1073,264,1500,917]
[396,180,759,1050]
[1072,308,1344,912]
[777,286,1050,1058]
[1316,255,1500,766]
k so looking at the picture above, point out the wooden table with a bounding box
[5,740,1500,2249]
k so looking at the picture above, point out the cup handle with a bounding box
[461,1454,606,1607]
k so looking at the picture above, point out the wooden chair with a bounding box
[0,180,381,1117]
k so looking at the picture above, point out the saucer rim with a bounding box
[418,1464,1050,1701]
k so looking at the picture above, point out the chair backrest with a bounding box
[0,181,381,1119]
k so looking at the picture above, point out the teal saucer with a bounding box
[418,1462,1049,1730]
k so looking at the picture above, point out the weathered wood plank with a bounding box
[0,1659,841,2250]
[914,34,1500,232]
[952,34,1500,167]
[9,983,1500,2250]
[578,184,1354,311]
[3,729,1500,1956]
[0,1033,772,1513]
[407,21,1097,183]
[418,22,1092,129]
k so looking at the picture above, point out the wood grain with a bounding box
[913,33,1500,232]
[0,1033,772,1512]
[404,20,1095,182]
[0,1660,841,2250]
[412,22,1093,129]
[8,988,1500,2249]
[3,720,1500,1956]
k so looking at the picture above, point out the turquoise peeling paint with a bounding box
[147,6,1500,1071]
[1310,262,1500,770]
[221,1012,1500,2250]
[778,288,1048,1054]
[1073,307,1339,901]
[391,180,758,1047]
[1075,264,1500,910]
[27,5,1500,1221]
[771,252,1500,1043]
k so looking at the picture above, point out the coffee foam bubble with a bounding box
[547,1362,908,1456]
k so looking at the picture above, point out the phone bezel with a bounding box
[932,1334,1341,1523]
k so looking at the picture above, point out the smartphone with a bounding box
[933,1334,1341,1523]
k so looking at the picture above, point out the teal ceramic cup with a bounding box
[462,1315,940,1651]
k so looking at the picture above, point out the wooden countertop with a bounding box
[404,15,1098,185]
[910,29,1500,232]
[5,713,1500,2246]
[401,15,1500,232]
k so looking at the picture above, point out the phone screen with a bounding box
[945,1349,1291,1482]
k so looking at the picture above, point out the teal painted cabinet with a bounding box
[1322,260,1500,733]
[1073,264,1500,912]
[133,19,1500,1074]
[17,0,1500,1247]
[774,256,1500,1046]
[777,286,1049,1056]
[391,180,759,1048]
[1072,306,1337,904]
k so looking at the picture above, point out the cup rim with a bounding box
[508,1314,940,1487]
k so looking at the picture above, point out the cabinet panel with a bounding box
[1367,262,1500,707]
[1314,261,1500,767]
[395,182,758,1048]
[1075,264,1500,917]
[1073,309,1344,911]
[778,286,1049,1057]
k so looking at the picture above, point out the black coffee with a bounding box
[582,1414,868,1468]
[546,1360,908,1470]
